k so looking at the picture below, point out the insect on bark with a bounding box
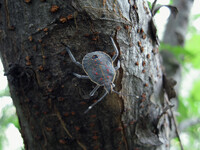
[63,36,121,113]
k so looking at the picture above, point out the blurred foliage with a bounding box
[192,14,200,20]
[177,79,200,149]
[147,1,152,9]
[0,92,19,150]
[178,80,200,122]
[186,124,200,149]
[0,105,19,150]
[0,86,10,97]
[160,30,200,150]
[160,34,200,69]
[185,34,200,68]
[0,105,19,129]
[169,0,173,5]
[158,0,200,149]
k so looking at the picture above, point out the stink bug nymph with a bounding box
[64,36,121,113]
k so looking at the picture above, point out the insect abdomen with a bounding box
[82,51,115,85]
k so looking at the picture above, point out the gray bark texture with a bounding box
[0,0,174,150]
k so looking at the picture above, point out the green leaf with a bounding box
[147,1,152,9]
[169,0,174,5]
[160,43,193,66]
[192,14,200,20]
[185,34,200,68]
[160,34,200,68]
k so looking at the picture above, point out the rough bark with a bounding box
[0,0,173,150]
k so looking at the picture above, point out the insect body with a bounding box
[65,37,120,113]
[82,51,116,93]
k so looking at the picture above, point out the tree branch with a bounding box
[179,117,200,132]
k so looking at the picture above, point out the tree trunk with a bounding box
[0,0,173,149]
[160,0,194,140]
[161,0,194,82]
[163,0,194,46]
[161,0,194,107]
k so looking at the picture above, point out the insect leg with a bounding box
[90,85,100,96]
[65,46,82,68]
[112,83,115,88]
[73,73,90,79]
[84,90,108,114]
[110,36,119,62]
[115,60,120,70]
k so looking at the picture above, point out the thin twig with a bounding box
[165,93,184,150]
